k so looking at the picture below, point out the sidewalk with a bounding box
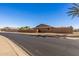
[0,35,29,56]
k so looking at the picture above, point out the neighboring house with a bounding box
[1,27,18,32]
[33,24,73,33]
[33,24,54,33]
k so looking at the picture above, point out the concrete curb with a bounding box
[0,35,29,56]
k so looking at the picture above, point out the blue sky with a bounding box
[0,3,79,28]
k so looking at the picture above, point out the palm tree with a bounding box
[67,3,79,18]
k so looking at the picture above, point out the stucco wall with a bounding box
[35,27,73,33]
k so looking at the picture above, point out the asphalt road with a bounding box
[0,32,79,56]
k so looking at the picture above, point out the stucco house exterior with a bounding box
[33,24,73,33]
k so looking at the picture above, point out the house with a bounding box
[1,27,18,32]
[33,24,54,33]
[33,24,73,33]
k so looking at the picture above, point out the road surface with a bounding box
[0,32,79,56]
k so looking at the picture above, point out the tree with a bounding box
[18,26,30,31]
[67,3,79,18]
